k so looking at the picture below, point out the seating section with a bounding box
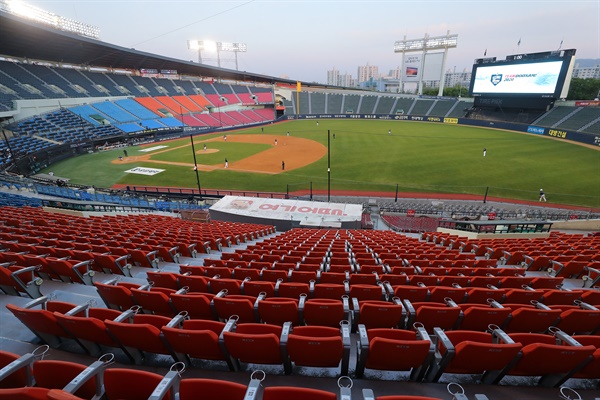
[1,215,600,395]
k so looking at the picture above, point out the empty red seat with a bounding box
[54,307,127,359]
[222,321,290,373]
[501,303,561,333]
[403,300,461,333]
[169,292,215,320]
[146,270,180,290]
[0,264,43,299]
[302,298,349,328]
[570,335,600,380]
[355,325,434,380]
[549,260,588,278]
[212,293,260,323]
[209,278,243,295]
[538,289,584,306]
[162,319,231,368]
[428,286,467,303]
[502,288,543,304]
[286,324,350,375]
[177,274,209,293]
[6,299,79,350]
[178,378,246,400]
[242,280,276,297]
[426,328,522,383]
[550,305,600,335]
[277,282,310,299]
[262,387,337,400]
[94,253,132,277]
[465,287,505,304]
[32,359,98,399]
[104,313,175,364]
[103,368,170,400]
[46,258,95,285]
[95,280,139,311]
[391,285,429,303]
[131,287,177,317]
[312,283,348,300]
[0,350,28,388]
[349,284,385,301]
[129,249,159,269]
[456,303,511,331]
[490,331,596,386]
[258,297,301,326]
[352,299,405,330]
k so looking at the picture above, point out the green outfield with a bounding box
[43,120,600,207]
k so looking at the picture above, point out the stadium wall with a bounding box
[287,114,599,147]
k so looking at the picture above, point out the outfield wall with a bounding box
[287,114,599,147]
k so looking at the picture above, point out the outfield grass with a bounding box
[43,120,600,207]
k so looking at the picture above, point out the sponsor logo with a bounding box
[427,117,441,122]
[548,129,567,139]
[490,74,502,86]
[527,126,545,135]
[139,145,168,152]
[443,118,458,124]
[125,167,165,176]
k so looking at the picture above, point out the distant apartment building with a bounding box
[327,68,355,87]
[444,71,472,88]
[338,73,354,87]
[326,68,339,86]
[572,65,600,79]
[357,63,379,83]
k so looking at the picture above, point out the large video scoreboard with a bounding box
[468,49,576,109]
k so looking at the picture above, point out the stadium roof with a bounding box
[0,11,296,86]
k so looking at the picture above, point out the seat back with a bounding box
[223,323,283,365]
[179,378,247,400]
[32,360,97,399]
[303,299,345,327]
[258,298,300,326]
[104,368,169,400]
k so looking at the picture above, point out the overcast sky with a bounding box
[25,0,600,83]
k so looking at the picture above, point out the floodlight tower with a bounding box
[394,31,458,95]
[0,0,99,38]
[216,42,247,70]
[187,40,217,64]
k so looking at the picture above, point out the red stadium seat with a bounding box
[222,318,290,373]
[352,299,406,330]
[488,330,596,386]
[285,323,351,375]
[302,297,349,328]
[426,327,522,383]
[162,319,233,369]
[258,297,301,326]
[212,292,261,323]
[95,280,137,311]
[403,300,462,333]
[355,324,434,380]
[103,368,170,400]
[179,378,246,400]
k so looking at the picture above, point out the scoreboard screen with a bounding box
[471,61,563,95]
[468,50,575,100]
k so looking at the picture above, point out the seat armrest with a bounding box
[63,356,112,398]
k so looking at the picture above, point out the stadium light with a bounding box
[394,33,458,53]
[0,0,99,39]
[187,39,246,70]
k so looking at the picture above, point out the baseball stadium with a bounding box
[0,1,599,400]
